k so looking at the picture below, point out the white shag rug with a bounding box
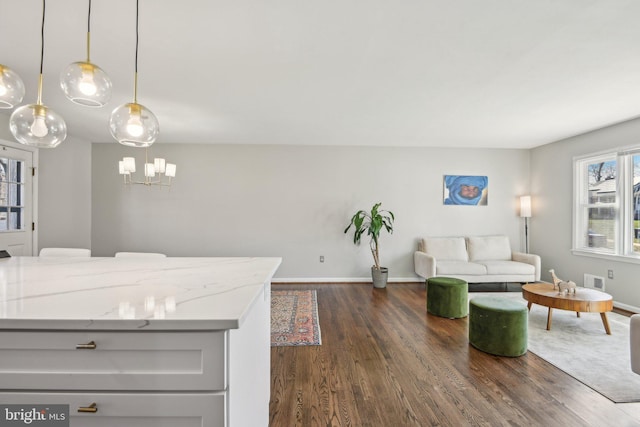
[469,292,640,403]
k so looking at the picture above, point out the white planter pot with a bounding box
[371,267,388,288]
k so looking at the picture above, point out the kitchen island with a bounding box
[0,256,281,427]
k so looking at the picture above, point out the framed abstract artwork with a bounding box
[443,175,488,205]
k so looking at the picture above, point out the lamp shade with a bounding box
[60,61,112,107]
[520,195,532,218]
[9,103,67,148]
[123,157,136,173]
[144,163,155,177]
[165,163,176,178]
[154,158,166,174]
[109,102,159,148]
[0,64,26,109]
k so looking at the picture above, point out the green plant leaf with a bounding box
[344,203,394,266]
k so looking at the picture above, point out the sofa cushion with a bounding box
[478,260,535,275]
[436,260,487,275]
[467,235,511,261]
[422,237,468,261]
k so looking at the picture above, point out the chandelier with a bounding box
[118,151,176,187]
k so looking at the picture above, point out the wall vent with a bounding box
[584,274,605,291]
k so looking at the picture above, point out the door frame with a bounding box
[0,138,38,256]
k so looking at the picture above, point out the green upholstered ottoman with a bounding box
[426,277,468,318]
[469,296,528,357]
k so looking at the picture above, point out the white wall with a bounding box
[37,135,92,251]
[92,143,530,280]
[531,117,640,309]
[0,115,11,140]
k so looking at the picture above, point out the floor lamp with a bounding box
[520,196,532,253]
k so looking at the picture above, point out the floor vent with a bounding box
[584,274,605,291]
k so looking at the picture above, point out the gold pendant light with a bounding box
[9,0,67,148]
[60,0,112,107]
[109,0,159,147]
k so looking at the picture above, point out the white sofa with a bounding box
[414,235,541,283]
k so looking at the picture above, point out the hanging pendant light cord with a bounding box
[36,0,46,105]
[86,0,92,62]
[39,0,45,76]
[133,0,139,103]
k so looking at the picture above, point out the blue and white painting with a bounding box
[443,175,488,206]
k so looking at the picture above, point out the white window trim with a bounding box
[573,145,640,263]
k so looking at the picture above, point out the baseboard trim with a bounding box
[614,301,640,315]
[272,277,424,284]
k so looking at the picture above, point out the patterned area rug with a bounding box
[271,290,322,346]
[470,292,640,403]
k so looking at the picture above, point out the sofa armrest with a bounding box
[512,251,541,281]
[630,315,640,375]
[414,251,436,280]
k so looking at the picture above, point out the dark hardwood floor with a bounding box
[269,283,640,427]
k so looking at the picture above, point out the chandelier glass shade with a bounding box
[60,0,111,107]
[61,61,112,107]
[0,64,26,109]
[9,0,67,148]
[119,153,176,187]
[109,0,159,147]
[109,102,159,147]
[10,100,67,148]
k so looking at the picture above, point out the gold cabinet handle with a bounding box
[75,340,97,350]
[77,402,98,413]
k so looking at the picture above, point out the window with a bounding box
[574,149,640,260]
[633,154,640,254]
[0,157,25,232]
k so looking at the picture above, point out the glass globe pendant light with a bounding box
[0,64,26,109]
[10,0,66,148]
[60,0,111,107]
[109,0,159,147]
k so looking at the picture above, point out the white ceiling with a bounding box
[2,0,640,149]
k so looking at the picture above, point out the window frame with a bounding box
[0,157,26,232]
[573,147,640,264]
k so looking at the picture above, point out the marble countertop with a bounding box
[0,257,281,330]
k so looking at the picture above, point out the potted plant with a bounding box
[344,202,395,288]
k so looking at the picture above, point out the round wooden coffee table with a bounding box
[522,282,613,334]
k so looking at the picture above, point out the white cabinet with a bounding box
[0,288,270,426]
[0,256,280,427]
[0,331,227,391]
[0,392,225,427]
[0,331,228,425]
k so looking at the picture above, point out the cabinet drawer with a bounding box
[0,331,226,391]
[0,392,225,427]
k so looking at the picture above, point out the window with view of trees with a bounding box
[574,150,640,258]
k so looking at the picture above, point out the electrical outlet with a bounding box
[608,269,614,279]
[320,256,325,263]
